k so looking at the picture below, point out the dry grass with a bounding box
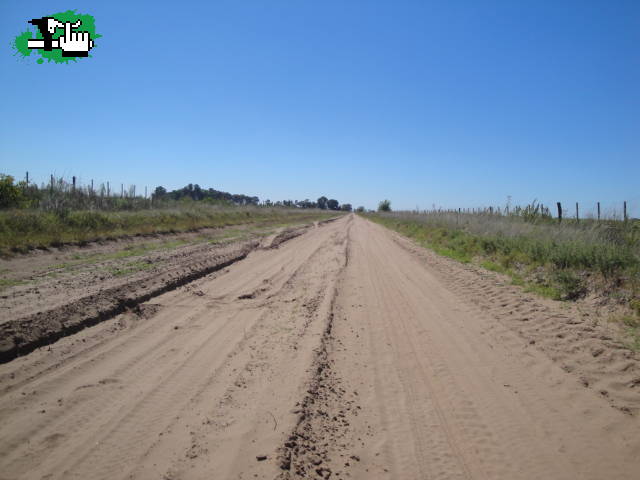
[0,205,340,254]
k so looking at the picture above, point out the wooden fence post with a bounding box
[91,179,94,194]
[624,201,628,222]
[557,202,562,223]
[597,202,600,221]
[576,202,579,222]
[72,176,76,192]
[121,184,124,198]
[107,181,110,197]
[25,171,29,186]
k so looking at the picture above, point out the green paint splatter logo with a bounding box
[13,10,100,64]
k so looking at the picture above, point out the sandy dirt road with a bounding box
[1,215,639,479]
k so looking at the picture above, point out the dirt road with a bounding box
[1,215,639,479]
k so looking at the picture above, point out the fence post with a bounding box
[597,202,600,221]
[91,179,94,194]
[489,206,493,214]
[107,181,110,197]
[576,202,579,222]
[121,184,124,198]
[557,202,562,223]
[25,171,29,186]
[624,201,628,222]
[72,176,76,192]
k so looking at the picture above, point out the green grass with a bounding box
[0,277,25,290]
[107,260,155,277]
[480,260,509,274]
[0,206,340,254]
[524,283,562,300]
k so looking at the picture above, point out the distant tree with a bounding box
[355,206,365,213]
[0,174,24,208]
[378,199,391,212]
[327,199,340,210]
[192,184,203,200]
[163,184,259,205]
[340,203,352,212]
[297,199,317,209]
[317,196,328,210]
[152,186,167,200]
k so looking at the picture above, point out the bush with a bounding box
[0,175,25,208]
[553,270,587,300]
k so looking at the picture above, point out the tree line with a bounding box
[152,185,352,211]
[0,173,354,213]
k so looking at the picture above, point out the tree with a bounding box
[340,203,352,212]
[153,186,167,199]
[355,206,365,213]
[327,199,340,210]
[378,199,391,212]
[297,199,316,209]
[0,174,24,208]
[317,196,328,210]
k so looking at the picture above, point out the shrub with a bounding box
[553,270,587,300]
[0,175,25,208]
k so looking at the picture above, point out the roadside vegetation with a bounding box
[0,174,346,254]
[363,204,640,343]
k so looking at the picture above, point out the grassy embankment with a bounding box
[364,210,640,348]
[0,205,340,254]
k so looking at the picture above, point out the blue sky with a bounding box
[1,1,639,214]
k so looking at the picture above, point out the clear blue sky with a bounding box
[1,0,639,214]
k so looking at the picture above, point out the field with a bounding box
[0,204,340,254]
[1,214,639,479]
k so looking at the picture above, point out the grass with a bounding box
[613,315,640,351]
[0,278,25,290]
[107,260,155,277]
[0,205,341,254]
[364,209,640,323]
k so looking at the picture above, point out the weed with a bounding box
[552,270,587,300]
